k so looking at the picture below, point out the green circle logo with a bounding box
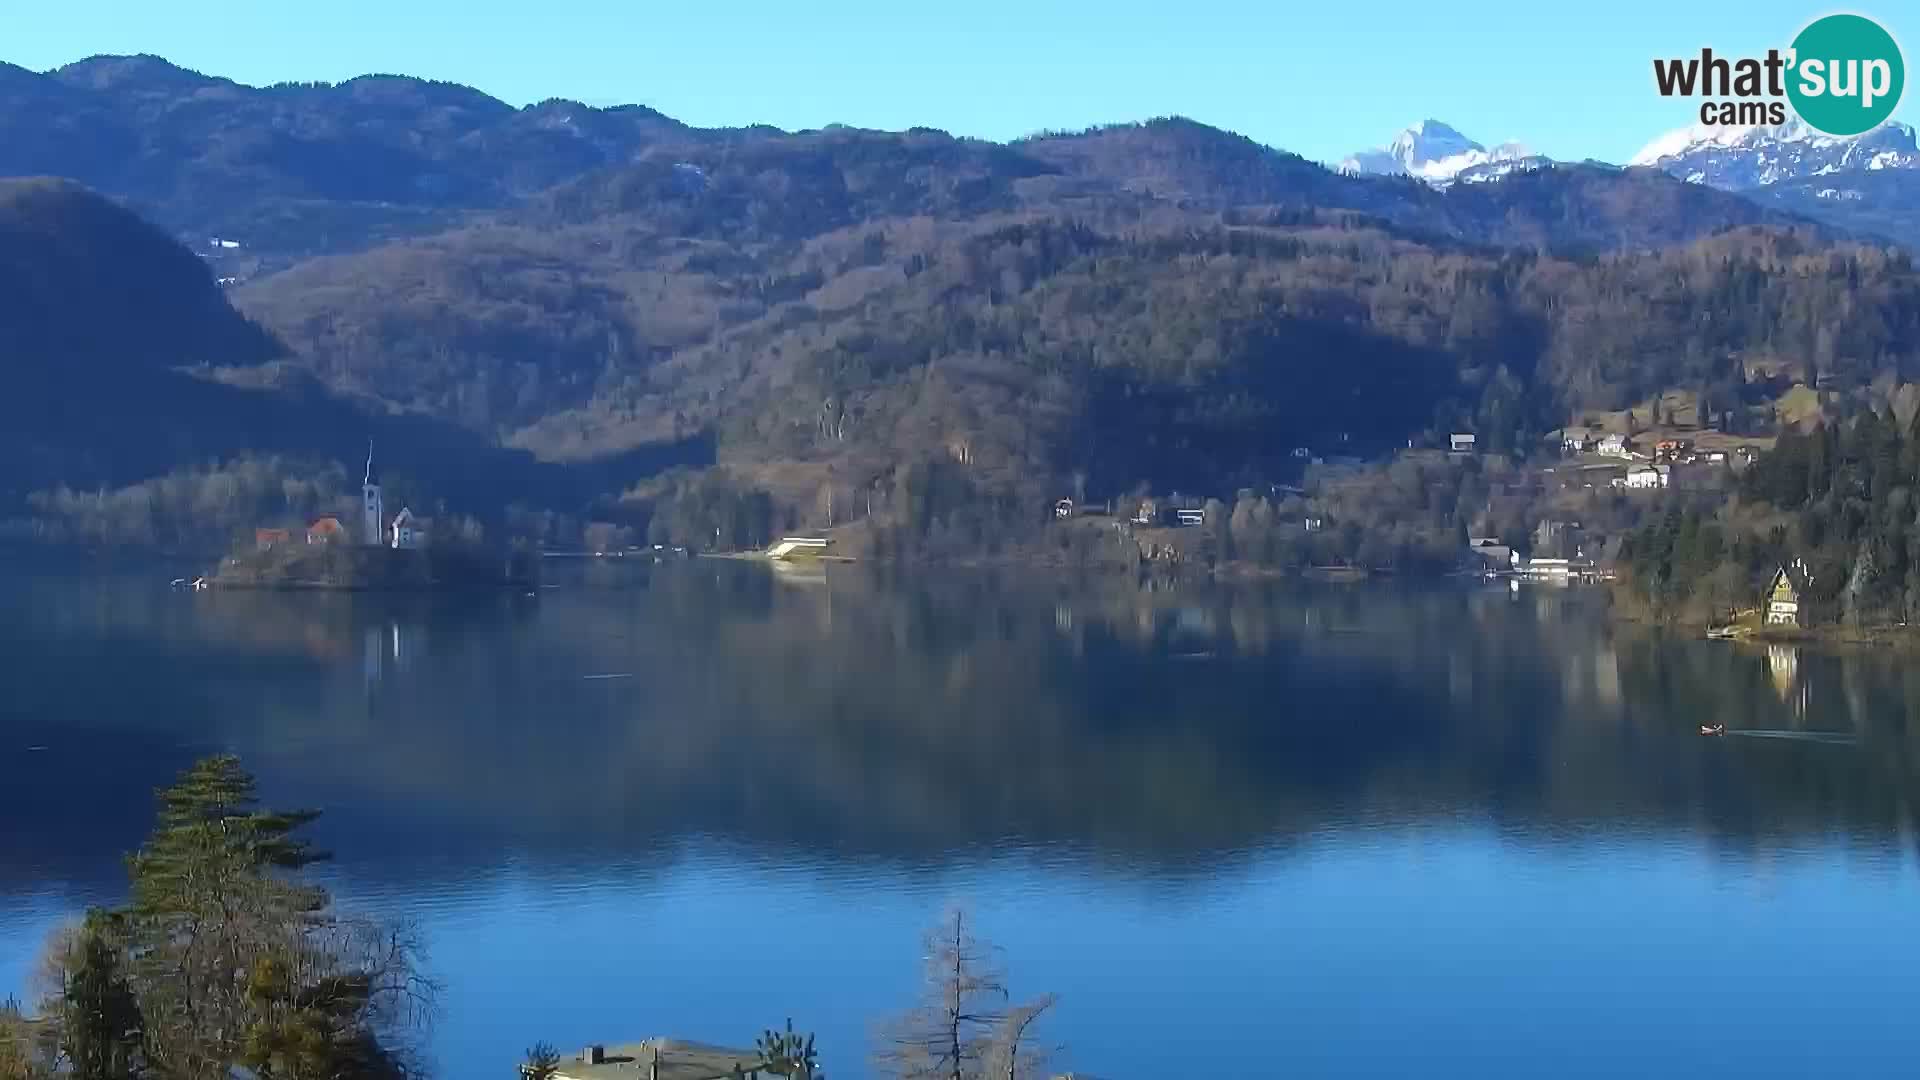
[1787,14,1905,136]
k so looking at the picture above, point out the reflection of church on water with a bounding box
[362,620,421,686]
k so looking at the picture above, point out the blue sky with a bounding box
[4,0,1911,165]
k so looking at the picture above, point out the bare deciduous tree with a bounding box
[874,908,1006,1080]
[875,909,1058,1080]
[983,994,1059,1080]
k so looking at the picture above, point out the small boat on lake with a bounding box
[1700,724,1725,736]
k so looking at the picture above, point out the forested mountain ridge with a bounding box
[0,54,700,266]
[0,56,1825,270]
[2,53,1854,474]
[7,54,1920,557]
[227,132,1834,455]
[237,192,1916,478]
[689,221,1920,518]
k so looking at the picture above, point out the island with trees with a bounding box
[211,536,539,592]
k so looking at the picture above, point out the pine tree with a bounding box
[124,756,323,1077]
[118,756,428,1080]
[521,1042,562,1080]
[757,1018,823,1079]
[129,754,326,916]
[49,913,141,1080]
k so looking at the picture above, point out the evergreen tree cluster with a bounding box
[1624,406,1920,626]
[10,756,432,1080]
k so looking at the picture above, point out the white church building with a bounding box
[390,507,424,549]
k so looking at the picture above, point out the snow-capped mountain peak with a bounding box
[1335,114,1919,247]
[1628,119,1919,188]
[1339,120,1548,186]
[1386,119,1478,164]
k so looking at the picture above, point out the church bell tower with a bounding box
[361,441,384,547]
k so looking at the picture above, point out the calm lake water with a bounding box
[7,561,1920,1077]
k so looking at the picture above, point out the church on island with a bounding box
[256,445,427,553]
[227,443,534,591]
[353,444,427,549]
[351,444,427,549]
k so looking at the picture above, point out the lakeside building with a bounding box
[767,536,831,560]
[1766,563,1807,627]
[1468,537,1517,573]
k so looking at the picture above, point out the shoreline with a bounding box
[209,543,539,593]
[206,579,538,593]
[1608,593,1920,650]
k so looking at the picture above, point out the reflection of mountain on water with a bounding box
[7,567,1920,898]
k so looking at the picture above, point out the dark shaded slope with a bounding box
[0,180,703,517]
[0,177,281,367]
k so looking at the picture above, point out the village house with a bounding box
[1450,433,1476,454]
[1766,563,1808,626]
[1054,498,1075,520]
[1654,437,1693,462]
[254,527,291,552]
[1623,464,1670,490]
[1155,494,1207,526]
[1468,536,1516,573]
[1596,433,1631,457]
[1562,431,1593,454]
[306,517,347,545]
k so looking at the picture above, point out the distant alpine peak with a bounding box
[1388,119,1475,157]
[1339,120,1545,186]
[1629,118,1919,188]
